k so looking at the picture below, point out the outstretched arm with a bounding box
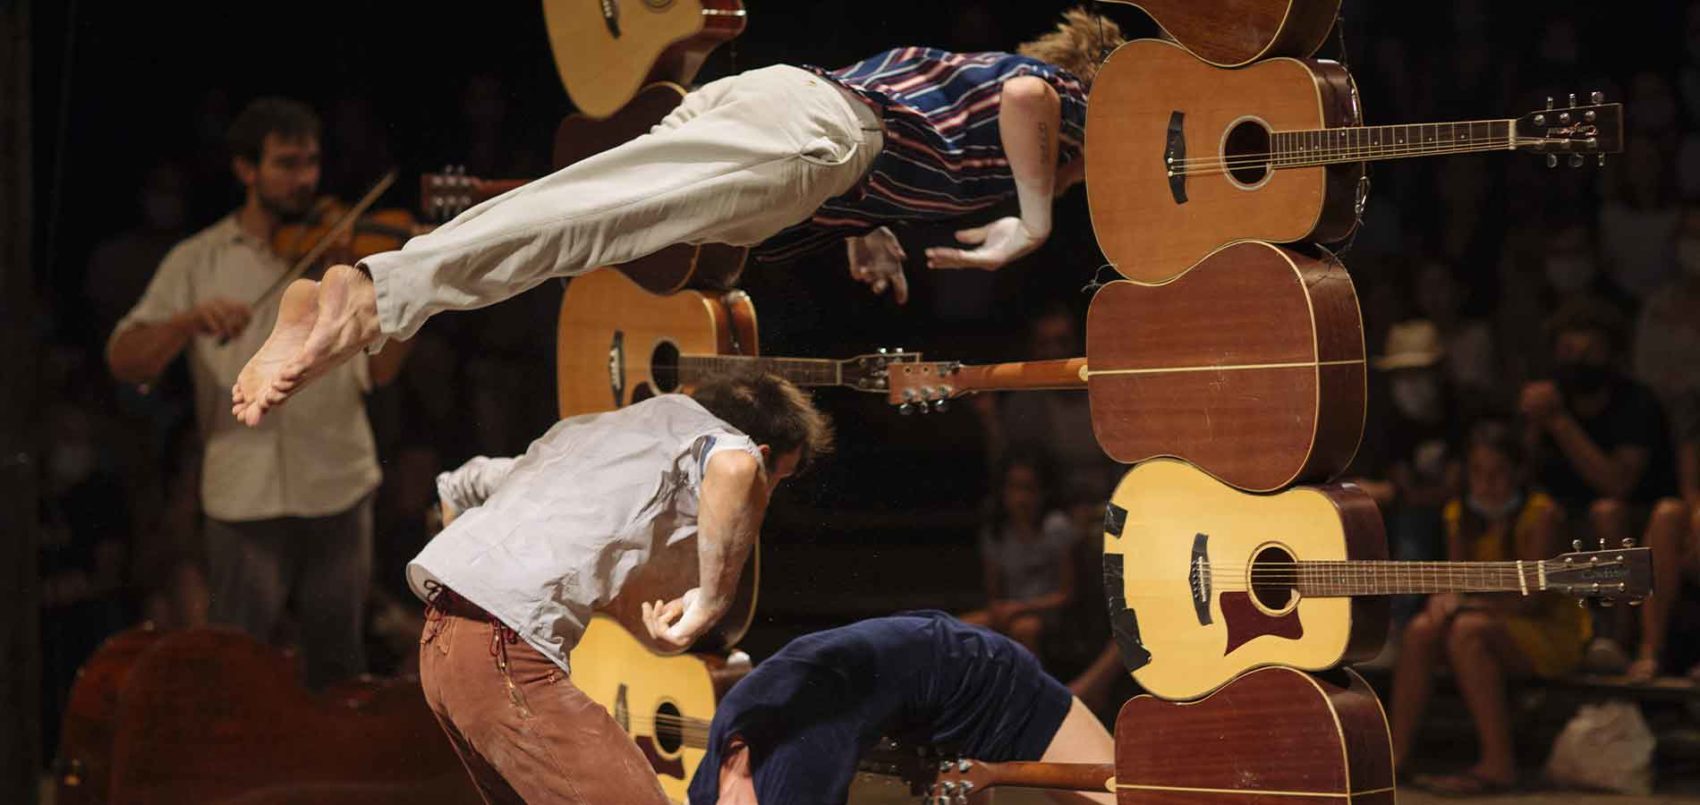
[643,449,769,653]
[436,455,519,527]
[926,76,1061,271]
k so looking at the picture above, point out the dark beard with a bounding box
[260,191,314,223]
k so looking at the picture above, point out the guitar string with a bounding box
[1166,139,1548,174]
[1160,118,1518,167]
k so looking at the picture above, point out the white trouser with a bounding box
[362,65,884,340]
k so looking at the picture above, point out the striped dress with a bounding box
[752,47,1090,263]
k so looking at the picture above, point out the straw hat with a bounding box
[1372,319,1446,371]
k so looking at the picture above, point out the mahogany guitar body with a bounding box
[1085,38,1364,282]
[1084,241,1364,491]
[1100,0,1340,66]
[56,627,478,804]
[552,82,749,294]
[1116,665,1395,803]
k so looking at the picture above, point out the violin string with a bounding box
[247,169,398,308]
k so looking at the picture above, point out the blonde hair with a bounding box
[1017,7,1126,87]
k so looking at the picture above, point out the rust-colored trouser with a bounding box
[418,591,670,804]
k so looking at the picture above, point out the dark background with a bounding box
[11,0,1693,797]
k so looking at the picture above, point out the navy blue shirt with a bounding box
[686,612,1073,804]
[752,48,1090,263]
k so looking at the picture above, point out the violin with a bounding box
[272,196,430,268]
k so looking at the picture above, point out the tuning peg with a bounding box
[899,403,916,416]
[1547,154,1559,168]
[1591,90,1604,104]
[1559,111,1572,125]
[1569,92,1578,107]
[1569,153,1585,168]
[957,759,972,772]
[1622,538,1636,548]
[933,399,950,413]
[1598,154,1607,167]
[1630,598,1646,607]
[1546,95,1555,110]
[1600,597,1615,607]
[1573,539,1584,551]
[1578,598,1588,608]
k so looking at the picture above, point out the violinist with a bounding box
[105,97,408,690]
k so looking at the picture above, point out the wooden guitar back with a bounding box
[1085,39,1360,283]
[552,84,748,294]
[1101,0,1339,66]
[1115,665,1394,803]
[86,628,477,804]
[1085,241,1364,492]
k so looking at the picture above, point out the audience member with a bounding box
[961,454,1079,657]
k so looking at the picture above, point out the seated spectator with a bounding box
[1390,420,1589,796]
[1520,299,1688,680]
[960,454,1078,657]
[1633,204,1700,409]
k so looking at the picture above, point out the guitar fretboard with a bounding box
[677,355,841,387]
[1289,560,1537,596]
[1271,120,1515,169]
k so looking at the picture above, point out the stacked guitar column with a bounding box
[1074,2,1633,803]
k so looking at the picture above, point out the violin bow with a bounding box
[248,169,398,309]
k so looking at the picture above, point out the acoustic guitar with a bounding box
[884,241,1365,492]
[420,83,747,295]
[1085,38,1624,282]
[1101,459,1653,701]
[873,665,1391,804]
[557,267,918,418]
[568,615,748,802]
[1099,0,1340,66]
[541,0,746,120]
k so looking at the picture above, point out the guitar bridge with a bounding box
[1164,111,1188,204]
[599,0,621,37]
[608,330,627,408]
[1189,533,1212,626]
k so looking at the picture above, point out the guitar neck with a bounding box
[1272,119,1515,169]
[951,358,1089,393]
[966,761,1116,793]
[678,355,843,387]
[1294,560,1547,597]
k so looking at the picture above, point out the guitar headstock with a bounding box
[1514,91,1623,167]
[420,166,525,222]
[1541,544,1652,603]
[840,348,921,393]
[885,361,968,415]
[925,758,993,804]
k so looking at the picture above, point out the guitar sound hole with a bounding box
[650,341,681,393]
[654,701,684,753]
[1249,544,1297,612]
[1223,119,1272,187]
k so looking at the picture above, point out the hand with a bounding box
[1424,592,1461,622]
[989,599,1024,628]
[1519,381,1564,425]
[925,217,1046,271]
[641,588,710,654]
[846,227,910,304]
[183,298,253,341]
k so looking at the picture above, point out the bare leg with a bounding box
[1008,613,1045,656]
[716,739,758,805]
[1444,612,1531,784]
[1631,499,1692,681]
[1037,697,1115,805]
[1391,610,1447,768]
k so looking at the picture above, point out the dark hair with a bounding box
[985,451,1055,536]
[690,371,833,473]
[1466,419,1525,467]
[1545,297,1626,352]
[227,97,321,164]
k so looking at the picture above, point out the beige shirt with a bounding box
[112,215,380,522]
[408,395,761,672]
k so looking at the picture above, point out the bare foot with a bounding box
[233,279,320,426]
[257,264,381,413]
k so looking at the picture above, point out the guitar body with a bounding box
[1085,241,1364,492]
[553,83,749,294]
[1085,39,1363,282]
[543,0,746,120]
[61,627,477,804]
[1101,459,1387,701]
[1116,665,1395,803]
[557,268,757,419]
[1101,0,1340,66]
[570,615,745,802]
